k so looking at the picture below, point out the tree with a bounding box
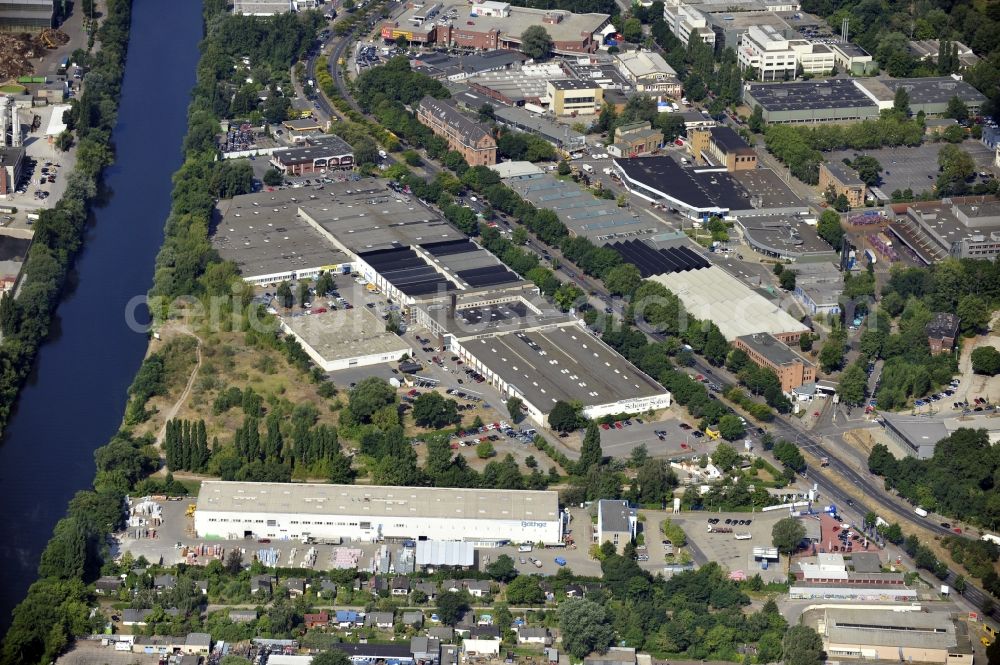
[412,392,459,428]
[276,281,293,308]
[558,598,614,659]
[772,517,806,554]
[778,269,797,291]
[837,360,868,405]
[816,209,845,250]
[486,554,518,582]
[225,548,243,574]
[476,440,496,459]
[957,294,989,335]
[311,654,351,665]
[557,160,571,176]
[782,625,825,665]
[347,377,396,424]
[506,396,524,422]
[852,155,882,186]
[577,421,603,474]
[622,17,643,42]
[549,401,580,432]
[748,104,765,133]
[819,335,845,373]
[520,26,553,60]
[893,87,910,115]
[972,346,1000,375]
[505,575,545,604]
[436,591,469,625]
[55,130,74,152]
[263,168,284,186]
[945,95,969,123]
[604,263,642,296]
[711,442,740,471]
[478,103,496,122]
[717,414,745,441]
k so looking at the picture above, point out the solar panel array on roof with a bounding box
[458,264,521,288]
[609,240,709,278]
[421,239,479,257]
[358,246,455,297]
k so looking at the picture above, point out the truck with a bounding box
[582,164,594,173]
[734,533,752,540]
[820,457,830,467]
[518,544,533,552]
[864,248,877,265]
[915,507,929,518]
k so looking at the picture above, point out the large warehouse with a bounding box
[195,481,563,544]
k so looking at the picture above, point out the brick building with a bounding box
[417,96,497,166]
[819,161,865,208]
[689,126,756,171]
[926,312,959,355]
[610,121,662,157]
[733,333,816,393]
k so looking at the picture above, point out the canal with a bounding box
[0,0,203,631]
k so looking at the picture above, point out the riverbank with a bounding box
[0,0,205,654]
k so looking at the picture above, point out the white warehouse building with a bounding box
[194,481,564,544]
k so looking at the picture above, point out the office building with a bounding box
[664,4,715,48]
[888,197,1000,263]
[596,499,636,553]
[417,96,497,166]
[547,79,603,116]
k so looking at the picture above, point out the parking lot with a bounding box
[599,416,716,461]
[638,508,789,582]
[3,105,77,230]
[827,139,996,197]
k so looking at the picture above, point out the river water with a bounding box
[0,0,203,631]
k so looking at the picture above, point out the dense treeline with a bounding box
[868,429,1000,529]
[855,259,1000,408]
[0,0,132,437]
[151,4,321,300]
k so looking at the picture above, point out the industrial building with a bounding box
[791,261,843,316]
[410,49,528,81]
[736,213,835,260]
[380,2,611,55]
[269,135,354,176]
[0,147,24,199]
[0,0,53,32]
[491,105,587,152]
[742,79,879,124]
[417,96,497,166]
[611,122,663,158]
[505,171,658,242]
[195,481,564,544]
[650,265,810,342]
[809,607,972,665]
[211,188,353,286]
[880,413,949,459]
[828,43,876,75]
[733,333,816,392]
[856,76,987,116]
[279,308,413,371]
[887,197,1000,263]
[909,39,979,69]
[819,161,865,208]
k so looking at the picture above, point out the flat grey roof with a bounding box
[599,499,632,532]
[737,333,812,367]
[298,179,461,253]
[212,189,351,279]
[824,608,963,651]
[876,76,987,106]
[492,105,585,147]
[281,307,411,361]
[550,78,598,91]
[196,481,560,521]
[822,160,864,187]
[880,413,949,448]
[733,169,805,210]
[738,213,835,257]
[507,173,656,241]
[848,551,882,573]
[465,326,667,410]
[745,79,877,112]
